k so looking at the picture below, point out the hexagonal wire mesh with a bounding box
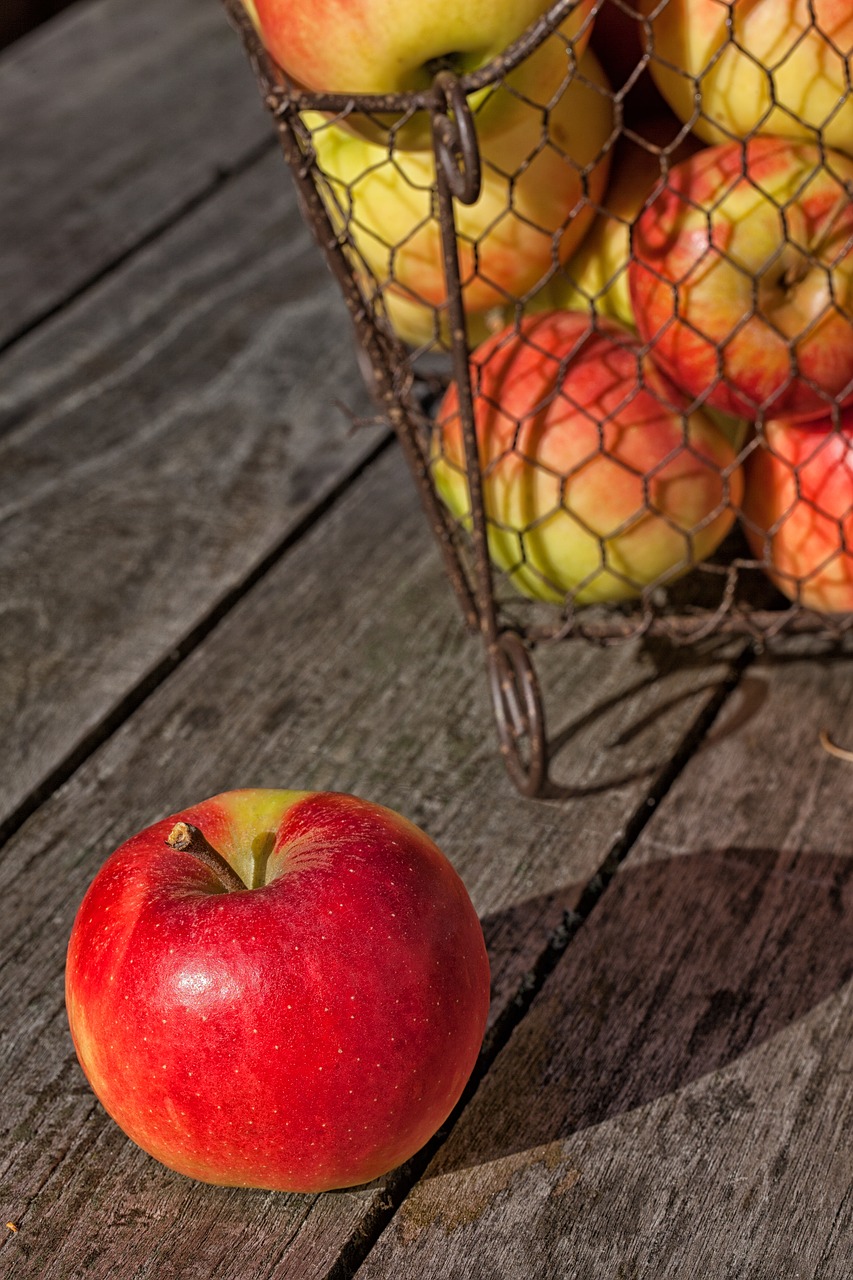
[223,0,853,793]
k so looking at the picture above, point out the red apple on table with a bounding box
[253,0,597,147]
[629,136,853,423]
[65,789,490,1192]
[307,44,614,350]
[741,411,853,612]
[431,310,742,605]
[637,0,853,154]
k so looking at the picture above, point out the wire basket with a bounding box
[223,0,853,793]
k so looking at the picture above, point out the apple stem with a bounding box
[166,822,247,892]
[819,728,853,764]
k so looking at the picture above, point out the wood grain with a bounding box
[4,2,850,1278]
[359,646,853,1279]
[0,0,270,349]
[0,446,741,1278]
[0,145,384,837]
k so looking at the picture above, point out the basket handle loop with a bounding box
[429,70,482,207]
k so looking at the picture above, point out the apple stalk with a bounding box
[166,821,247,893]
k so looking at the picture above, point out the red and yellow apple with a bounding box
[548,113,701,330]
[307,46,614,349]
[637,0,853,154]
[741,411,853,612]
[254,0,596,147]
[431,310,742,605]
[66,789,490,1192]
[629,136,853,423]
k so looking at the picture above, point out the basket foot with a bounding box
[487,630,548,797]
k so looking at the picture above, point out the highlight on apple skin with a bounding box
[65,789,491,1193]
[629,136,853,423]
[741,411,853,613]
[637,0,853,154]
[305,43,614,350]
[430,310,743,606]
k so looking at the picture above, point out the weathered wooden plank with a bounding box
[0,143,385,838]
[0,445,740,1278]
[359,645,853,1279]
[0,0,269,349]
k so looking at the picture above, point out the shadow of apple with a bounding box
[438,843,852,1176]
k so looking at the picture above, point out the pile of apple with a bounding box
[250,0,853,614]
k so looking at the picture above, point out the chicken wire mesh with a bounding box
[223,0,853,792]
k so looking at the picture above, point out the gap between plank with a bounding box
[0,430,394,855]
[325,643,758,1280]
[0,134,277,364]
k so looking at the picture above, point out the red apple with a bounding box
[253,0,596,147]
[741,411,853,612]
[431,310,742,605]
[65,789,490,1192]
[629,136,853,422]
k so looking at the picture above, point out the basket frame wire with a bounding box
[221,0,853,794]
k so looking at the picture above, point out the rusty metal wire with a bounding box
[222,0,853,792]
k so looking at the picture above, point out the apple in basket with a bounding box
[66,789,490,1192]
[546,112,702,331]
[304,44,614,350]
[252,0,596,146]
[430,310,742,605]
[741,411,853,613]
[629,136,853,423]
[637,0,853,154]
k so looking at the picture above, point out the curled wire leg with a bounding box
[487,631,548,796]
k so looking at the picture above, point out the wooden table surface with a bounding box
[1,2,851,1276]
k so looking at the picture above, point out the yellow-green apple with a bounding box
[306,46,614,349]
[637,0,853,153]
[65,789,490,1192]
[629,136,853,423]
[253,0,596,147]
[549,113,701,329]
[741,412,853,612]
[431,309,742,605]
